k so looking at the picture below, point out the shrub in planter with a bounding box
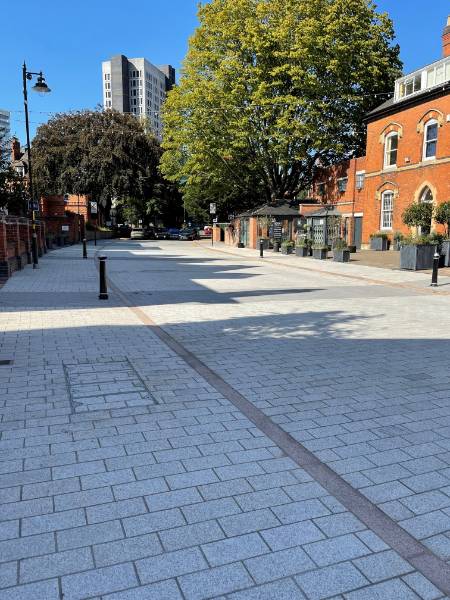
[400,235,437,270]
[295,240,308,257]
[333,239,350,263]
[281,240,294,255]
[312,244,328,260]
[402,202,434,232]
[370,231,389,251]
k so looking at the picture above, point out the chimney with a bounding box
[11,137,21,162]
[443,15,450,58]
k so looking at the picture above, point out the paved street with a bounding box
[2,239,450,599]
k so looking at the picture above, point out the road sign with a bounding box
[213,217,218,223]
[61,225,69,232]
[209,203,216,214]
[90,201,98,214]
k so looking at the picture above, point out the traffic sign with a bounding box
[209,203,216,214]
[90,201,98,214]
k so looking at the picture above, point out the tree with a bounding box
[435,202,450,237]
[161,0,402,216]
[32,110,162,219]
[402,202,434,232]
[0,133,28,216]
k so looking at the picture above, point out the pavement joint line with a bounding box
[94,242,450,597]
[195,241,450,297]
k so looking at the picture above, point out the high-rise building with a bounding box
[0,108,11,141]
[101,55,175,139]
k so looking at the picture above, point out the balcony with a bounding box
[394,55,450,102]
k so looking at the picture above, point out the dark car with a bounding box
[167,228,181,240]
[154,228,169,240]
[179,228,199,241]
[144,227,156,239]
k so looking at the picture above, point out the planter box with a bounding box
[295,246,308,257]
[400,244,437,270]
[281,246,293,255]
[312,248,328,260]
[370,237,389,251]
[258,238,269,250]
[333,249,350,263]
[441,240,450,267]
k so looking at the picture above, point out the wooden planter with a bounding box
[400,244,436,270]
[333,249,350,263]
[312,248,328,260]
[370,237,389,251]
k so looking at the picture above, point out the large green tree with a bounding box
[161,0,402,216]
[32,110,163,218]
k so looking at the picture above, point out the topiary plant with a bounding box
[434,202,450,237]
[402,202,434,230]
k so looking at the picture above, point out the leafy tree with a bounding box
[402,202,434,232]
[0,133,28,216]
[435,202,450,236]
[32,110,163,219]
[161,0,402,215]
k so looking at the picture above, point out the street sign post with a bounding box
[210,204,216,246]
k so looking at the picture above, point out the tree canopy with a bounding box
[161,0,402,217]
[32,110,163,219]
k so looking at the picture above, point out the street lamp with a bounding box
[22,62,51,268]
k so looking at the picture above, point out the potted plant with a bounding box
[312,244,328,260]
[333,238,350,263]
[370,231,389,251]
[393,231,404,251]
[400,202,436,270]
[435,201,450,267]
[295,239,308,257]
[281,240,294,255]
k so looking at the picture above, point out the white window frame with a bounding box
[356,171,365,190]
[337,177,348,193]
[423,119,438,161]
[384,132,398,169]
[380,191,394,230]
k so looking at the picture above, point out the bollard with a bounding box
[98,256,108,300]
[83,239,87,259]
[430,250,439,287]
[259,238,264,258]
[273,241,280,253]
[94,228,97,246]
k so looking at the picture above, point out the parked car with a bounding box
[167,228,181,240]
[179,228,199,241]
[144,226,156,239]
[130,228,145,240]
[154,227,169,240]
[115,224,131,238]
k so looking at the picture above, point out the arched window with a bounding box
[420,187,433,204]
[384,132,398,168]
[423,120,438,160]
[380,191,394,230]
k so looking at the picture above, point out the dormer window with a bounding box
[384,132,398,168]
[423,120,438,160]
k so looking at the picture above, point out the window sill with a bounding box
[382,165,398,172]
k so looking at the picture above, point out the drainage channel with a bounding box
[98,245,450,596]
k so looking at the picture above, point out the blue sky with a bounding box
[1,0,449,140]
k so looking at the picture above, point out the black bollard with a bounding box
[260,238,264,258]
[83,238,87,259]
[430,250,439,287]
[273,241,280,253]
[98,256,108,300]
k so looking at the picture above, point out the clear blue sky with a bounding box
[1,0,448,140]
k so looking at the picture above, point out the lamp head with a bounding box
[32,73,51,95]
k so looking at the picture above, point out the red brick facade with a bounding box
[311,17,450,248]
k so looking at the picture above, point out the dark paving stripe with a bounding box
[101,248,450,596]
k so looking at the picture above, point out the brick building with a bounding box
[312,16,450,248]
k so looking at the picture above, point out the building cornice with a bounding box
[365,155,450,178]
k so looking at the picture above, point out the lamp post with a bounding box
[22,62,51,268]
